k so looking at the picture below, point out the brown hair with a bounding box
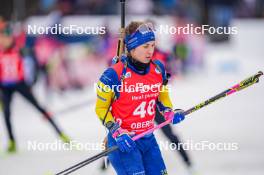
[125,21,144,36]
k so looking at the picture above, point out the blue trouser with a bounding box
[107,133,168,175]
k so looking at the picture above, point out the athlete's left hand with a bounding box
[164,109,185,124]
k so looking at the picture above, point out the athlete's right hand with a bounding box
[110,123,136,153]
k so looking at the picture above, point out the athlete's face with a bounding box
[130,41,155,63]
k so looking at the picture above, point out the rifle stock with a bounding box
[116,0,126,59]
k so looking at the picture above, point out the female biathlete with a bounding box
[95,21,185,175]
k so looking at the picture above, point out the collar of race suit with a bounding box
[127,56,151,75]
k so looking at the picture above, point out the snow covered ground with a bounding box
[0,20,264,175]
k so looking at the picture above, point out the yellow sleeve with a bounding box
[95,81,115,124]
[158,85,173,110]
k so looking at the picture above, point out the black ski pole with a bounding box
[55,146,118,175]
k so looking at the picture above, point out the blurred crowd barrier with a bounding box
[7,15,205,93]
[1,0,263,94]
